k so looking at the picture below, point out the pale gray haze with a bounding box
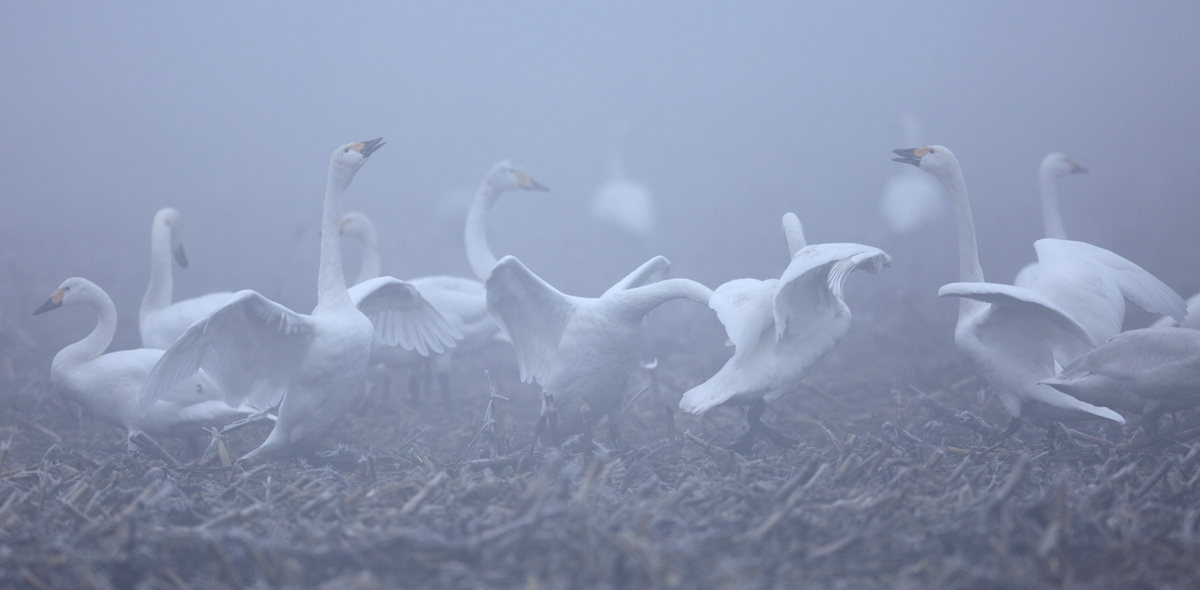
[3,2,1199,350]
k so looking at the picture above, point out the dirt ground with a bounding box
[3,288,1200,589]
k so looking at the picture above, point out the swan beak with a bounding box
[892,147,928,167]
[33,289,66,316]
[357,137,386,157]
[173,243,189,268]
[516,170,549,191]
[1067,159,1087,174]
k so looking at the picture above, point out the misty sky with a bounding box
[3,2,1199,349]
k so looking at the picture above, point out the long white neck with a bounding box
[317,170,355,310]
[353,229,382,286]
[781,212,807,258]
[141,220,173,321]
[465,181,500,281]
[1039,167,1066,240]
[938,165,986,319]
[609,278,714,323]
[54,290,118,375]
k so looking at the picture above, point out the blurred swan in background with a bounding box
[139,208,235,349]
[341,211,497,396]
[486,254,712,446]
[895,145,1125,439]
[35,277,250,444]
[141,139,460,462]
[1042,327,1200,434]
[879,115,945,234]
[590,122,655,239]
[679,213,891,450]
[1012,152,1088,288]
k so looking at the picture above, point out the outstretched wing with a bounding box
[774,243,890,341]
[349,276,463,356]
[140,290,314,410]
[603,256,671,296]
[939,281,1095,366]
[1031,239,1186,345]
[486,256,577,384]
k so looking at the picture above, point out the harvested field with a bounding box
[3,297,1200,590]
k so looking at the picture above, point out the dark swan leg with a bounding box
[731,399,795,453]
[976,416,1020,455]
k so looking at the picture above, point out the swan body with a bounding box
[1041,328,1200,430]
[142,139,460,462]
[894,145,1125,431]
[139,208,236,349]
[486,255,712,441]
[879,115,946,234]
[680,214,891,416]
[35,277,250,442]
[1013,153,1087,288]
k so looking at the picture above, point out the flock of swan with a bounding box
[32,138,1200,464]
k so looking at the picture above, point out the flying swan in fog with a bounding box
[486,255,713,446]
[679,213,891,450]
[1012,152,1088,288]
[1042,327,1200,435]
[139,208,236,349]
[340,211,497,396]
[35,277,250,444]
[140,139,461,462]
[894,145,1127,439]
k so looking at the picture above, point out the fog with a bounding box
[3,2,1199,351]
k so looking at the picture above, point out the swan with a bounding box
[1041,327,1200,434]
[35,277,251,444]
[679,213,891,449]
[590,123,655,238]
[340,211,498,396]
[140,139,461,462]
[486,254,713,446]
[893,145,1126,438]
[1012,153,1087,288]
[139,208,236,349]
[465,161,549,282]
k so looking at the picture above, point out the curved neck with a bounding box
[610,278,713,322]
[351,230,382,285]
[939,167,986,318]
[465,182,500,281]
[317,171,354,310]
[141,221,173,318]
[1039,169,1066,240]
[55,292,118,372]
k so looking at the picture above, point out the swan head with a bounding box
[892,145,961,182]
[330,138,386,177]
[485,161,549,192]
[1041,152,1087,179]
[338,211,376,241]
[33,277,100,316]
[152,208,189,268]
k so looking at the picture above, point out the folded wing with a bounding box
[349,277,463,355]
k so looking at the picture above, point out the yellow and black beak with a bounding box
[357,137,386,157]
[515,170,549,191]
[33,289,66,316]
[1068,160,1087,174]
[892,147,929,167]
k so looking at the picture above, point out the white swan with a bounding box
[1012,153,1087,288]
[340,211,497,396]
[465,161,549,282]
[1042,327,1200,434]
[141,139,461,462]
[879,115,945,234]
[679,213,891,449]
[590,123,655,238]
[893,145,1125,438]
[486,255,713,445]
[35,277,250,443]
[139,208,236,349]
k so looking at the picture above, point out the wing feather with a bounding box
[485,256,576,384]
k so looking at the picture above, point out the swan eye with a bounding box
[343,148,350,153]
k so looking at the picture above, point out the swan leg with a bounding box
[731,399,795,453]
[976,416,1021,455]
